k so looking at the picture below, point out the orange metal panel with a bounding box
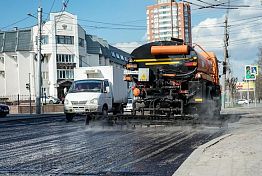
[151,45,189,55]
[199,52,219,85]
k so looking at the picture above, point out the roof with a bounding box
[85,34,101,54]
[0,29,32,52]
[85,34,130,65]
[0,27,129,66]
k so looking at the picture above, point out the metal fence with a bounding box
[0,94,36,105]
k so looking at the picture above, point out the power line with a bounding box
[77,18,146,28]
[45,0,56,22]
[82,25,146,31]
[229,34,262,43]
[0,16,33,30]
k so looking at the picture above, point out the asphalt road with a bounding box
[0,115,234,176]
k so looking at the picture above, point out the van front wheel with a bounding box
[66,113,74,122]
[102,106,108,118]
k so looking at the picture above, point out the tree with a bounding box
[255,47,262,102]
[226,76,238,106]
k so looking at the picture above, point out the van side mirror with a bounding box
[64,87,68,95]
[105,86,110,93]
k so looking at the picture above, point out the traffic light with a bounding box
[26,83,30,90]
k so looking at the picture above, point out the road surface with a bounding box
[0,114,237,175]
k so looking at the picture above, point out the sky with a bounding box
[0,0,262,81]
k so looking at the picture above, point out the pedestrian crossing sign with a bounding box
[245,65,257,80]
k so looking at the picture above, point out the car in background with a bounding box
[41,96,60,104]
[0,104,9,117]
[237,99,249,105]
[124,99,133,112]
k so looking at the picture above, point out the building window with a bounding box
[79,38,84,47]
[57,69,74,79]
[111,51,116,58]
[35,35,49,45]
[116,53,120,59]
[42,71,49,80]
[56,54,75,63]
[41,35,49,44]
[79,55,83,67]
[56,35,74,44]
[0,56,4,64]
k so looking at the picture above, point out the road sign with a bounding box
[251,65,258,76]
[245,65,256,80]
[236,81,255,92]
[138,68,149,81]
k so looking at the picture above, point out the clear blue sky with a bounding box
[0,0,225,44]
[0,0,154,44]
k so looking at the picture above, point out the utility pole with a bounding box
[222,0,230,109]
[36,7,42,114]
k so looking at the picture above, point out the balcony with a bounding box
[57,63,76,69]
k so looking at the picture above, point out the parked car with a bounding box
[41,96,60,104]
[0,104,9,117]
[237,99,249,105]
[124,99,133,112]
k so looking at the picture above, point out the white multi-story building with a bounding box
[147,0,192,45]
[0,12,129,101]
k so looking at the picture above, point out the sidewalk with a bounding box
[173,106,262,176]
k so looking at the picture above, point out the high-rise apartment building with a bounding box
[147,0,192,45]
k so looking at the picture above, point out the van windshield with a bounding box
[68,80,103,93]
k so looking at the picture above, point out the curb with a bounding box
[0,113,64,123]
[172,133,232,176]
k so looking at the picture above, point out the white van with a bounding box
[64,66,128,121]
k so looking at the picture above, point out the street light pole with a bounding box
[29,73,32,114]
[36,7,42,114]
[171,0,173,38]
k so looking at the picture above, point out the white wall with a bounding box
[32,12,83,97]
[0,55,5,96]
[5,53,19,96]
[17,52,33,96]
[88,54,99,66]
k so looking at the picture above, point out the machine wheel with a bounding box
[118,105,124,115]
[49,100,54,104]
[102,105,108,118]
[0,114,7,118]
[85,115,92,125]
[113,104,124,115]
[66,113,74,122]
[131,110,136,116]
